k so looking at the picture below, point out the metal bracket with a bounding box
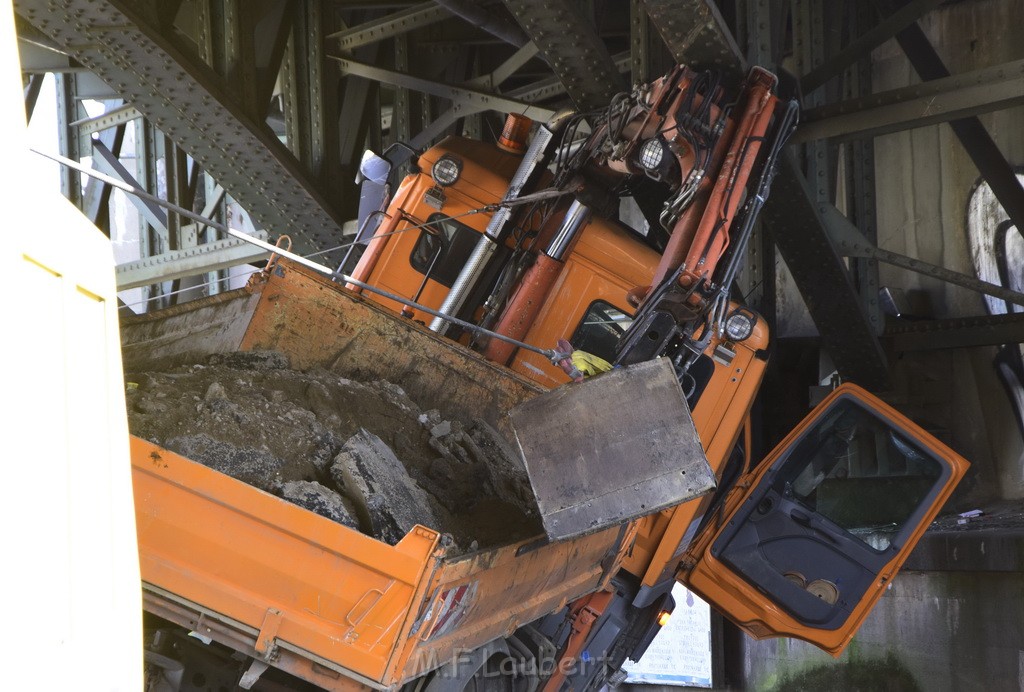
[254,608,283,660]
[238,659,270,690]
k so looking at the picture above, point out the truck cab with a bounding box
[342,98,967,679]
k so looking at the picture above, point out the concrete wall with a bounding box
[869,0,1024,501]
[738,569,1024,692]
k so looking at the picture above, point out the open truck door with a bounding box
[680,383,969,656]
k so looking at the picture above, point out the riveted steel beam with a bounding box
[115,231,271,290]
[822,204,1024,308]
[800,0,942,94]
[795,58,1024,143]
[506,52,631,103]
[330,56,555,121]
[23,72,44,120]
[630,1,652,86]
[466,41,538,90]
[251,1,296,115]
[92,137,168,234]
[327,3,449,50]
[641,0,744,74]
[886,313,1024,352]
[845,1,883,337]
[54,72,83,207]
[73,103,141,136]
[502,0,625,110]
[15,0,347,259]
[435,0,529,48]
[83,118,126,229]
[763,154,890,389]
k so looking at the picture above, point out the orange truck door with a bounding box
[681,383,969,656]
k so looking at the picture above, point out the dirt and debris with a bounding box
[126,350,542,551]
[927,498,1024,533]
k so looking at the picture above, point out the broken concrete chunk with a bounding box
[280,481,359,529]
[371,380,421,415]
[204,381,228,402]
[467,419,535,512]
[430,420,452,438]
[307,430,344,473]
[166,433,287,492]
[305,381,339,424]
[330,429,438,545]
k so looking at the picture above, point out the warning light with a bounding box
[657,610,671,627]
[497,113,532,153]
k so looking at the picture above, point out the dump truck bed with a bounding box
[124,261,636,689]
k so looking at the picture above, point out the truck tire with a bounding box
[419,639,529,692]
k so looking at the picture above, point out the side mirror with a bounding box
[355,149,392,185]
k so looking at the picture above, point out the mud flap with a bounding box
[509,358,716,541]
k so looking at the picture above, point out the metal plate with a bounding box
[509,358,716,541]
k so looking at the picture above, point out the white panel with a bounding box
[1,2,142,687]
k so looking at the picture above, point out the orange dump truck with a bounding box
[128,65,969,691]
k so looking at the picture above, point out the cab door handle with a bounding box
[790,509,812,525]
[790,508,838,544]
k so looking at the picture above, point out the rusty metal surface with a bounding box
[641,0,744,74]
[120,288,260,373]
[509,358,716,541]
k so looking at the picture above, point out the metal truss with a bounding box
[115,233,270,291]
[796,58,1024,143]
[15,0,347,259]
[328,3,450,51]
[15,0,1023,387]
[501,0,625,110]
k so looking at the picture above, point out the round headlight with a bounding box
[638,138,665,170]
[431,155,462,186]
[724,309,756,342]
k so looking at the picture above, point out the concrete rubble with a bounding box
[126,351,541,551]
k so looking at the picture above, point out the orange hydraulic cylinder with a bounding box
[648,180,713,291]
[483,253,564,365]
[681,68,778,282]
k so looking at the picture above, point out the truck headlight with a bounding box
[431,155,462,186]
[724,309,756,342]
[638,138,665,170]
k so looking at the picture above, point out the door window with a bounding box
[570,301,633,363]
[409,214,479,287]
[773,400,945,551]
